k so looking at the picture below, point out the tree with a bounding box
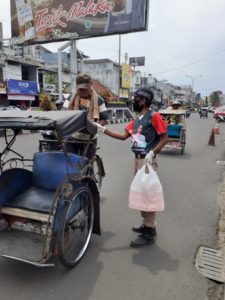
[210,91,220,107]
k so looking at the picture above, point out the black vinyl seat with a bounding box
[8,187,54,213]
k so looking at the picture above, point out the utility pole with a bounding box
[58,41,72,102]
[118,35,121,101]
[70,39,77,94]
[186,74,202,104]
[0,22,3,51]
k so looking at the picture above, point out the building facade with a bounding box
[83,59,119,96]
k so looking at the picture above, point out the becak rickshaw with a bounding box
[159,109,186,154]
[199,107,208,119]
[0,110,102,268]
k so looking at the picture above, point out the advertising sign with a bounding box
[43,83,56,93]
[122,63,132,89]
[129,56,145,67]
[7,79,38,95]
[120,88,129,98]
[10,0,149,44]
[0,82,7,94]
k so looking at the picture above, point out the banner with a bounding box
[43,83,56,93]
[7,79,38,95]
[122,63,132,89]
[119,88,129,98]
[10,0,149,44]
[0,82,7,94]
[129,56,145,67]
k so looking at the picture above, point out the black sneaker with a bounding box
[130,233,155,248]
[132,225,157,236]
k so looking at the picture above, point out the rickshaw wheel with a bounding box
[57,186,94,268]
[180,130,186,155]
[89,155,105,193]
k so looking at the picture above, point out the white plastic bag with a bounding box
[129,163,164,212]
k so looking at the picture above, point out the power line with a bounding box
[152,49,225,76]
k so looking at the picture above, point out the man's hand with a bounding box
[144,151,155,164]
[93,122,106,133]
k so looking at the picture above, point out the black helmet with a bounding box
[134,87,154,106]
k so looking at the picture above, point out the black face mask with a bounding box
[133,101,144,112]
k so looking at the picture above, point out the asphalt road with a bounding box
[0,112,224,300]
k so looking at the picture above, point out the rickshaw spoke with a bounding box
[57,186,94,268]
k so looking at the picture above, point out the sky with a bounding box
[1,0,225,96]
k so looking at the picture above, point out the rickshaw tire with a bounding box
[57,186,94,268]
[90,155,105,193]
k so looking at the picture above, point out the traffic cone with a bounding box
[214,122,220,134]
[208,129,215,146]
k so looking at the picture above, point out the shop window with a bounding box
[22,66,29,81]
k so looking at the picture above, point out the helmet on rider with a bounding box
[134,87,154,107]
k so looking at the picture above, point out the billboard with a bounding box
[129,56,145,67]
[122,63,132,89]
[7,79,38,95]
[10,0,149,45]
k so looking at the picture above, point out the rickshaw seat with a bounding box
[0,169,33,206]
[8,186,54,213]
[32,151,88,191]
[2,152,88,213]
[167,124,182,138]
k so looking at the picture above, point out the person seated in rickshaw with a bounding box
[68,73,109,160]
[168,100,182,111]
[170,114,184,125]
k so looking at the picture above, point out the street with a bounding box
[0,112,224,300]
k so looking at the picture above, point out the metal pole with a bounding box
[58,48,62,102]
[57,41,71,102]
[70,39,77,94]
[186,74,202,104]
[118,35,121,101]
[0,23,3,51]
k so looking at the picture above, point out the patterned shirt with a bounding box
[125,110,167,155]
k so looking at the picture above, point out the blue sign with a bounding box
[7,80,38,95]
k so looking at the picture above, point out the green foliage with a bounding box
[210,91,220,107]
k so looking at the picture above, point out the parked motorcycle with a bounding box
[214,106,225,122]
[215,115,225,122]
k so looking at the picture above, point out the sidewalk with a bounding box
[208,126,225,300]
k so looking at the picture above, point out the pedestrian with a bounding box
[95,87,168,247]
[68,73,108,159]
[39,95,56,111]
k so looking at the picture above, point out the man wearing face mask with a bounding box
[95,87,168,247]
